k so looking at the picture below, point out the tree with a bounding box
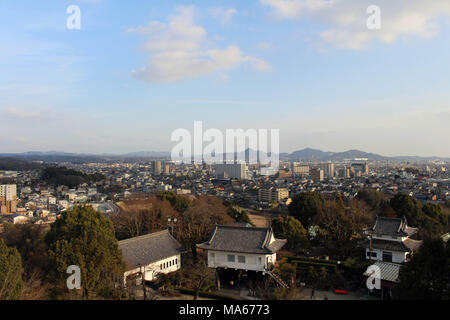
[272,216,308,253]
[178,196,233,257]
[390,194,423,227]
[288,192,325,228]
[356,189,385,210]
[395,238,450,300]
[315,199,372,259]
[422,203,448,232]
[157,191,191,213]
[227,206,252,224]
[46,206,125,299]
[112,196,178,240]
[1,224,48,278]
[0,239,24,300]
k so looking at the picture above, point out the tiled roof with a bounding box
[197,225,287,254]
[364,261,402,283]
[119,230,183,270]
[368,216,418,237]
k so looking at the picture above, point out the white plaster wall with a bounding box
[207,250,276,271]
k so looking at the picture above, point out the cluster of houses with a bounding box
[118,215,426,299]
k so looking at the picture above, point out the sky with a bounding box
[1,0,450,157]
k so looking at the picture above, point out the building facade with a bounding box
[215,163,247,180]
[197,225,287,272]
[362,216,423,299]
[119,230,183,285]
[0,184,17,215]
[258,187,289,203]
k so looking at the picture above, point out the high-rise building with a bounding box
[0,184,17,215]
[163,164,170,175]
[325,163,335,178]
[310,168,324,182]
[351,162,369,175]
[215,163,247,180]
[152,161,162,175]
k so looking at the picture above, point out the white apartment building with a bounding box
[215,163,247,180]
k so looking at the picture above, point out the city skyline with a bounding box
[1,1,450,157]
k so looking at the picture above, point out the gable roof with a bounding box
[196,225,287,254]
[368,216,418,237]
[119,230,183,270]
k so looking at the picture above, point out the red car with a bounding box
[333,289,348,295]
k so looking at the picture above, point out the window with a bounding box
[366,251,377,258]
[258,257,262,265]
[160,264,162,270]
[210,252,215,260]
[227,255,235,262]
[382,251,393,262]
[176,258,178,265]
[238,256,246,264]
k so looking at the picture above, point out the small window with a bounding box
[227,255,235,262]
[238,256,246,264]
[160,264,162,270]
[175,258,178,265]
[366,252,377,258]
[382,251,393,262]
[258,257,262,265]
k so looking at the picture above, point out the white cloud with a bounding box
[260,0,450,49]
[130,6,270,83]
[5,107,41,120]
[209,7,237,24]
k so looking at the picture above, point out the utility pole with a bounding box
[168,217,177,236]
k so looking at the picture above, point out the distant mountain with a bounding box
[280,148,333,160]
[281,148,387,161]
[1,149,448,163]
[327,149,387,161]
[281,148,450,162]
[122,151,171,157]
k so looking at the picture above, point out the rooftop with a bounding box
[368,216,418,238]
[119,229,183,270]
[197,225,287,255]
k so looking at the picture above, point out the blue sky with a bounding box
[1,0,450,157]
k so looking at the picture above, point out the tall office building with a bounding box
[310,168,324,182]
[364,162,370,175]
[163,164,171,175]
[152,161,162,175]
[351,162,369,175]
[0,184,17,215]
[325,163,335,178]
[215,163,247,180]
